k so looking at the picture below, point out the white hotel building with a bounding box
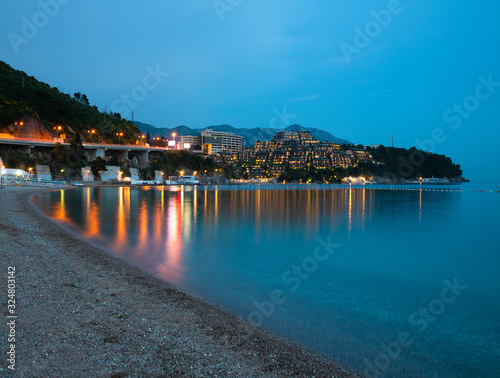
[200,129,243,154]
[176,129,244,154]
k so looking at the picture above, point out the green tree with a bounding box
[51,143,68,164]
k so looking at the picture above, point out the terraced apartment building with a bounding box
[213,130,375,178]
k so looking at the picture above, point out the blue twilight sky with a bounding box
[1,1,499,181]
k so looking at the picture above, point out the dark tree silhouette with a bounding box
[81,94,89,105]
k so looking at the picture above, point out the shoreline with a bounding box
[0,186,358,377]
[30,179,468,190]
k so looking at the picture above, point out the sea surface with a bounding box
[32,183,500,377]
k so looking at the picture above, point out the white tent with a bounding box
[0,168,29,177]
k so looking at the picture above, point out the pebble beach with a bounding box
[0,186,358,377]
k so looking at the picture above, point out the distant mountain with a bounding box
[134,121,351,146]
[134,121,194,138]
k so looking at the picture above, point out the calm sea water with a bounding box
[32,183,500,377]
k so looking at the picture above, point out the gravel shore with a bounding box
[0,187,359,377]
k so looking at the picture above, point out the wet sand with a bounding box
[0,186,359,377]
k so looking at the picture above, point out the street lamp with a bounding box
[116,132,123,144]
[172,132,176,149]
[54,125,62,138]
[15,121,24,137]
[87,129,96,143]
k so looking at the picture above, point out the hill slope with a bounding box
[0,60,140,142]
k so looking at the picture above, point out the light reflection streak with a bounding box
[256,189,261,227]
[181,186,184,223]
[181,187,192,242]
[135,196,148,256]
[214,186,219,228]
[115,186,127,249]
[193,185,197,225]
[54,189,69,222]
[419,188,423,222]
[306,190,311,226]
[230,190,237,220]
[84,189,100,238]
[86,187,90,210]
[161,190,183,282]
[315,190,320,228]
[204,189,208,223]
[161,188,164,209]
[152,189,163,247]
[361,188,366,231]
[348,186,353,234]
[253,190,262,243]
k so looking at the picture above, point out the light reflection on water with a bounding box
[32,183,500,377]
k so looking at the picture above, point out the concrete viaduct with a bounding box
[0,137,168,168]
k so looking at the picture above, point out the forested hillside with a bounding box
[0,61,139,143]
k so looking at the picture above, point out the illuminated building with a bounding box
[199,129,244,154]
